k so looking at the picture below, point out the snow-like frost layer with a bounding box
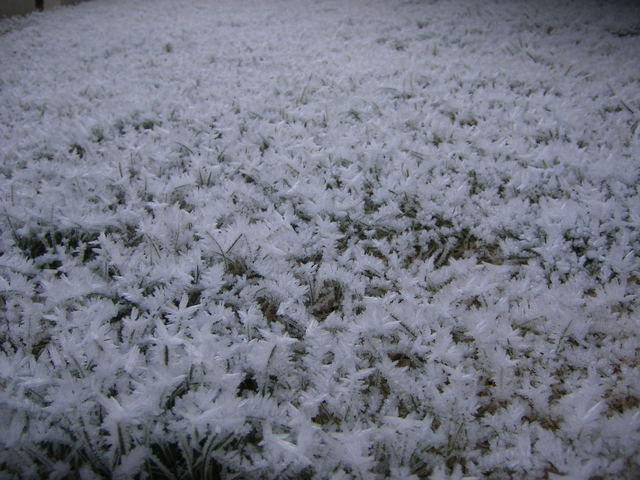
[1,0,639,478]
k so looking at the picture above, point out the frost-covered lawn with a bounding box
[1,0,639,478]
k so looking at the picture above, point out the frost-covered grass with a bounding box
[1,0,639,478]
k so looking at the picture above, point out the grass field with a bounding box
[1,0,639,478]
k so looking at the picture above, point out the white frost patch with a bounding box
[0,0,639,478]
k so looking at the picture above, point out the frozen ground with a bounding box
[0,0,639,478]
